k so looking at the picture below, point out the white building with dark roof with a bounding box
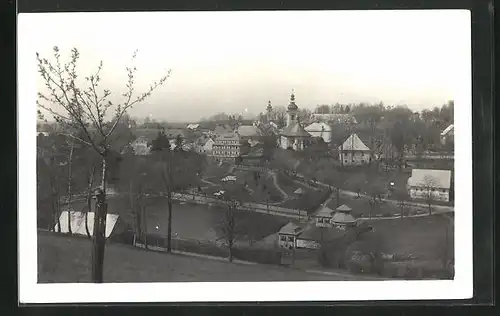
[277,222,303,249]
[338,133,371,166]
[407,169,452,202]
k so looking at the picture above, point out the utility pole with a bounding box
[91,188,107,283]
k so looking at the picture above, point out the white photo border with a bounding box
[18,10,473,303]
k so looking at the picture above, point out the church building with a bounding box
[279,92,312,151]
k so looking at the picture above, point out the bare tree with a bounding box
[36,46,170,283]
[155,149,203,253]
[394,191,409,219]
[216,183,245,262]
[422,175,440,215]
[65,140,75,235]
[83,165,96,238]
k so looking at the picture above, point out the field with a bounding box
[38,232,367,283]
[364,214,454,261]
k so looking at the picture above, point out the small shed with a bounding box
[277,222,303,249]
[293,188,305,195]
[315,206,336,228]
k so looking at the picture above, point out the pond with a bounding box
[52,196,289,243]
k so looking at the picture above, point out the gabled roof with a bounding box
[280,123,312,137]
[440,124,454,136]
[305,122,332,132]
[316,206,335,218]
[331,211,356,224]
[338,133,370,151]
[237,125,262,137]
[187,124,200,130]
[407,169,452,189]
[278,222,303,235]
[215,133,241,143]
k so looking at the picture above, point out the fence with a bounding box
[134,232,282,265]
[171,192,307,219]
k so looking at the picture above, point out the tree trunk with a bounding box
[167,190,173,253]
[228,241,233,262]
[66,143,74,235]
[141,204,148,250]
[85,166,95,239]
[91,155,108,283]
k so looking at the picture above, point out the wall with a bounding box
[296,238,320,249]
[278,233,296,248]
[339,151,370,166]
[409,187,450,202]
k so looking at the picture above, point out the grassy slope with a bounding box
[38,232,364,283]
[365,214,454,261]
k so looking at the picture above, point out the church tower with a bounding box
[286,90,299,127]
[266,100,273,122]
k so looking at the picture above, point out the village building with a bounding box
[310,113,358,125]
[338,133,371,166]
[211,133,249,163]
[305,122,332,143]
[407,169,452,202]
[315,206,336,228]
[440,123,454,146]
[236,125,263,142]
[277,222,303,249]
[279,92,312,151]
[186,123,200,131]
[130,136,152,156]
[331,204,357,230]
[295,226,347,250]
[196,137,214,155]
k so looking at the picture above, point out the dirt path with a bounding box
[270,172,289,199]
[293,172,454,212]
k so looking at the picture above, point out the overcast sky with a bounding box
[23,10,470,122]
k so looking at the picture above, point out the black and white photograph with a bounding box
[18,10,473,303]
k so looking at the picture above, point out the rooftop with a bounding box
[316,206,335,218]
[440,124,454,136]
[338,133,370,151]
[280,122,312,137]
[305,122,332,132]
[278,222,303,235]
[237,125,263,137]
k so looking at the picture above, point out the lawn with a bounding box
[364,214,454,261]
[275,171,310,196]
[38,232,365,283]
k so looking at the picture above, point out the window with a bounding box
[287,236,294,242]
[279,236,286,241]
